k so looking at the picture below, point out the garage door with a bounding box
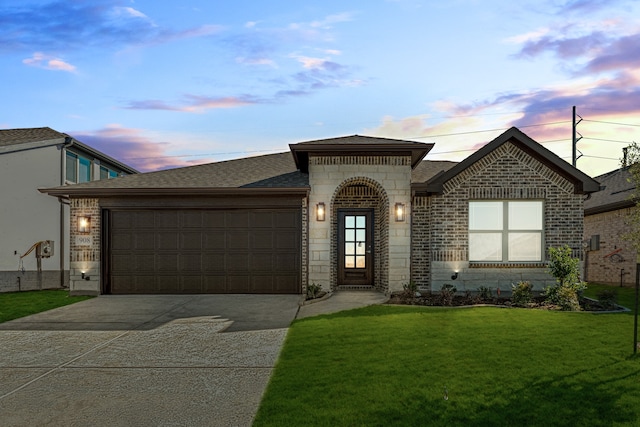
[107,209,301,294]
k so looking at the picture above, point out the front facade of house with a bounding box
[43,127,600,296]
[0,127,137,292]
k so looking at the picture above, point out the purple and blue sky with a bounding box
[2,0,639,176]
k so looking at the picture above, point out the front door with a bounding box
[338,209,374,286]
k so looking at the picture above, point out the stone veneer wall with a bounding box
[307,155,412,294]
[69,198,101,295]
[584,207,637,286]
[420,142,585,292]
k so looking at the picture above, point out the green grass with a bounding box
[0,289,93,323]
[255,305,640,427]
[584,282,639,311]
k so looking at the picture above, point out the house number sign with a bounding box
[75,236,93,246]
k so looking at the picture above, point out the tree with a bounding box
[624,142,640,253]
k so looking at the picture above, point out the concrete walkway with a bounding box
[0,291,386,427]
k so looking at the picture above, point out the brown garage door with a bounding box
[106,209,301,294]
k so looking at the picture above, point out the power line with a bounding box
[410,120,571,140]
[583,119,640,128]
[583,137,632,144]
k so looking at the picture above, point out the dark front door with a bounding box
[338,209,374,286]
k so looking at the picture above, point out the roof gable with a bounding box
[419,127,600,195]
[289,134,434,172]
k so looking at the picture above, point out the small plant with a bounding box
[596,288,618,310]
[478,286,492,301]
[511,281,533,306]
[439,283,457,306]
[544,245,587,311]
[403,281,418,295]
[306,283,323,300]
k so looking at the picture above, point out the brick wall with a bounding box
[416,141,585,292]
[584,207,637,286]
[69,198,101,295]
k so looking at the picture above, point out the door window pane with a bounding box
[469,202,502,230]
[345,216,355,228]
[509,202,543,230]
[345,243,355,255]
[356,216,365,228]
[355,256,365,268]
[345,256,355,268]
[345,229,355,241]
[469,233,502,261]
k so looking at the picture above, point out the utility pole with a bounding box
[572,106,583,167]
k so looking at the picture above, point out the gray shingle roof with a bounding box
[0,127,66,147]
[584,167,635,215]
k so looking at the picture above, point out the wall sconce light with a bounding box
[316,202,325,221]
[78,216,91,233]
[395,203,405,222]
[451,271,459,280]
[81,271,90,281]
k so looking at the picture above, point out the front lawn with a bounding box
[255,305,640,426]
[0,289,93,323]
[584,283,638,311]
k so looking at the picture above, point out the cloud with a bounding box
[22,52,76,72]
[124,95,258,112]
[71,124,216,172]
[0,0,222,53]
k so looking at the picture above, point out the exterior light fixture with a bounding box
[316,202,326,221]
[451,271,459,280]
[81,271,90,280]
[78,216,91,233]
[395,203,405,222]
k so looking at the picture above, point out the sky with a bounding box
[1,0,639,177]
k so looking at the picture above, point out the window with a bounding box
[100,166,120,180]
[65,151,92,183]
[469,201,543,262]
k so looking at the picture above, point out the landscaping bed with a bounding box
[388,291,626,312]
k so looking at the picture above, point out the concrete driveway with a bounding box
[0,294,300,427]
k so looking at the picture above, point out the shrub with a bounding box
[477,286,492,301]
[596,288,618,310]
[439,284,457,306]
[544,245,586,311]
[306,283,323,300]
[511,281,533,306]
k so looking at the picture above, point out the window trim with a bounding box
[469,200,545,263]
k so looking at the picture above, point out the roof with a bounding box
[584,167,635,215]
[42,152,308,197]
[417,127,601,195]
[289,134,434,172]
[0,127,66,150]
[0,127,138,174]
[41,146,457,197]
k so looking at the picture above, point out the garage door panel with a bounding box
[227,253,248,270]
[203,253,225,271]
[135,254,156,272]
[227,276,250,292]
[180,232,202,250]
[227,212,249,228]
[180,254,202,271]
[276,232,298,249]
[227,231,249,249]
[108,208,300,294]
[156,211,179,227]
[252,231,274,249]
[251,211,274,228]
[134,212,156,228]
[203,232,225,249]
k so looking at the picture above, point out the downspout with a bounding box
[59,137,74,288]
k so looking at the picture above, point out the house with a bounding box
[41,127,600,296]
[584,166,637,286]
[0,127,138,292]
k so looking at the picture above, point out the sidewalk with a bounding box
[297,291,389,319]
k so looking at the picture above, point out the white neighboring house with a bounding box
[0,127,138,292]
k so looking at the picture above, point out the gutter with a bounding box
[40,186,311,198]
[59,136,73,288]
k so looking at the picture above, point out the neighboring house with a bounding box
[0,127,138,292]
[584,166,637,286]
[41,127,600,296]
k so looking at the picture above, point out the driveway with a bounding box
[0,294,300,427]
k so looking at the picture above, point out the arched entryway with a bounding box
[330,177,389,292]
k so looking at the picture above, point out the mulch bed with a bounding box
[388,292,624,312]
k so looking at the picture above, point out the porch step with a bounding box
[336,285,375,291]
